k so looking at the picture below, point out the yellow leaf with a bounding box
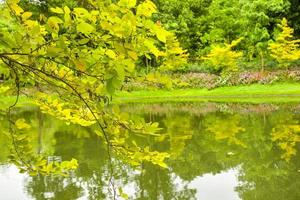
[128,51,138,60]
[77,22,95,35]
[155,28,170,43]
[23,20,38,29]
[15,119,31,129]
[10,3,24,16]
[62,109,72,118]
[48,16,63,24]
[47,16,63,33]
[74,7,91,19]
[156,160,168,168]
[106,49,117,59]
[50,7,64,14]
[64,6,70,14]
[137,0,156,17]
[21,12,32,21]
[74,59,86,71]
[0,86,10,94]
[63,6,71,25]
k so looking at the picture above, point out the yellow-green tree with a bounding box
[268,18,300,68]
[203,38,243,75]
[0,0,189,185]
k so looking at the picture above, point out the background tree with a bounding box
[152,0,212,57]
[268,18,300,69]
[287,0,300,36]
[203,38,243,75]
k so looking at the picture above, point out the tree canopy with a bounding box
[0,0,188,188]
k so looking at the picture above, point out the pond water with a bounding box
[1,102,300,200]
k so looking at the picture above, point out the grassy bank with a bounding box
[1,83,300,106]
[116,83,300,103]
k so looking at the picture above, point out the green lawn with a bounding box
[2,83,300,106]
[115,83,300,103]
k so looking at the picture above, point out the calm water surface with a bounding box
[1,102,300,200]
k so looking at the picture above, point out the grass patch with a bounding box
[2,83,300,106]
[115,83,300,103]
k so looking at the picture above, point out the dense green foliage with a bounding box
[12,0,300,72]
[0,1,186,194]
[154,0,292,54]
[0,0,300,198]
[0,0,298,79]
[151,0,300,73]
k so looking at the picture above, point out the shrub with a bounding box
[203,38,243,75]
[268,18,300,69]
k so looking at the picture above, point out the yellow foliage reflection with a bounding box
[206,114,246,147]
[272,121,300,161]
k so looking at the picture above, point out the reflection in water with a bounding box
[271,115,300,161]
[0,166,239,200]
[189,169,239,200]
[0,102,300,199]
[205,114,246,147]
[0,166,30,200]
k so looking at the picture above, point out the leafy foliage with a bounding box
[8,118,78,176]
[268,18,300,68]
[203,38,243,75]
[153,0,212,56]
[0,0,188,177]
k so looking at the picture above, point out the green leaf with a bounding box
[78,38,90,45]
[47,16,63,24]
[74,7,90,18]
[46,47,64,57]
[106,78,115,95]
[77,22,95,35]
[116,65,125,81]
[118,0,136,8]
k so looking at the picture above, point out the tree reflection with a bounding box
[271,114,300,161]
[134,163,196,200]
[26,176,83,200]
[205,114,246,147]
[1,103,300,199]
